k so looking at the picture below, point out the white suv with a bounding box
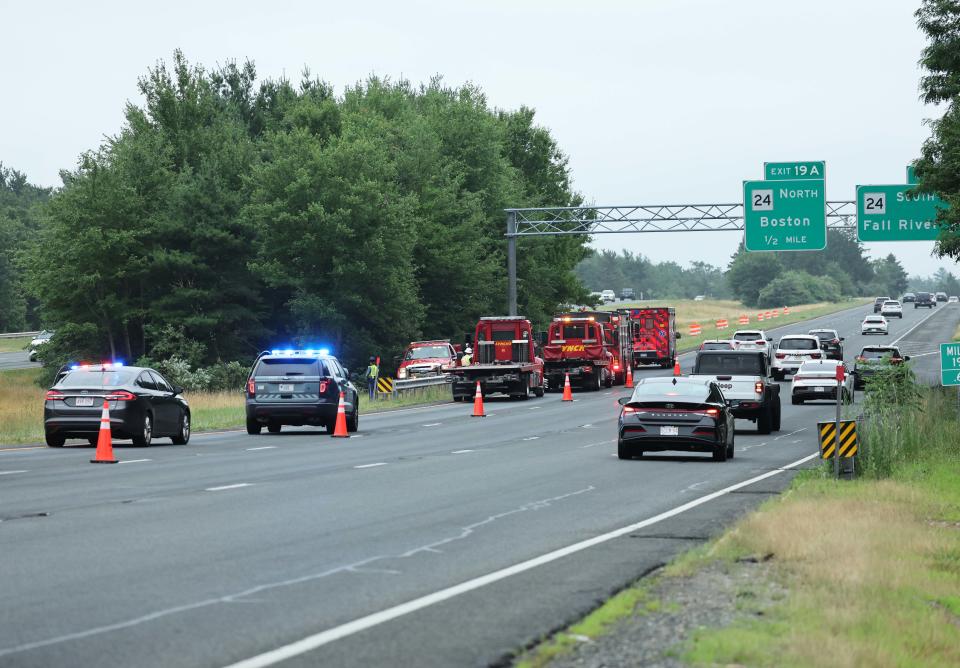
[880,300,903,319]
[731,330,773,361]
[600,290,616,303]
[771,335,822,381]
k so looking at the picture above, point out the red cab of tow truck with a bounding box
[621,307,680,369]
[543,312,627,390]
[396,340,458,379]
[450,316,544,400]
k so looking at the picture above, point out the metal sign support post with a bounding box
[834,368,843,479]
[507,211,518,316]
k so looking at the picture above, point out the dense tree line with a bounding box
[13,52,589,372]
[576,250,731,300]
[0,165,49,331]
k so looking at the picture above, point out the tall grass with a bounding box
[0,368,45,444]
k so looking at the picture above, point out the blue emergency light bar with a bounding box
[268,348,330,357]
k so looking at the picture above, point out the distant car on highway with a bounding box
[28,330,54,362]
[599,289,616,303]
[854,345,909,390]
[880,300,903,319]
[698,339,739,351]
[807,328,844,361]
[245,349,358,435]
[693,295,706,301]
[620,287,635,300]
[915,292,936,308]
[861,315,889,335]
[873,296,891,313]
[771,334,822,381]
[936,291,948,302]
[950,296,959,303]
[902,292,916,303]
[790,360,854,405]
[44,362,189,447]
[731,329,773,361]
[617,377,735,462]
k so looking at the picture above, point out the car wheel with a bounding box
[773,400,781,431]
[757,405,772,435]
[453,395,464,402]
[713,442,728,462]
[46,432,65,448]
[171,411,191,445]
[792,396,801,405]
[726,429,735,459]
[246,418,262,435]
[533,380,544,398]
[267,421,281,434]
[348,406,359,432]
[772,370,784,382]
[617,440,633,460]
[132,414,153,447]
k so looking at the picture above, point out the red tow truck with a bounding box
[620,307,681,369]
[542,312,630,390]
[450,316,545,401]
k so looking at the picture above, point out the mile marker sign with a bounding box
[941,343,960,387]
[743,178,827,252]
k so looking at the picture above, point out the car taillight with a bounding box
[613,363,620,371]
[811,353,822,359]
[775,353,786,359]
[105,390,136,401]
[45,390,64,401]
[754,381,764,394]
[247,379,255,397]
[621,405,639,414]
[704,408,720,418]
[755,340,765,345]
[319,381,329,394]
[856,356,866,362]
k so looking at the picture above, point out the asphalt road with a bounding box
[0,351,38,371]
[1,302,957,668]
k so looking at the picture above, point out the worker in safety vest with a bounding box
[460,346,473,366]
[364,356,379,399]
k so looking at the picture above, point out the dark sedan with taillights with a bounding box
[617,376,735,462]
[44,364,190,447]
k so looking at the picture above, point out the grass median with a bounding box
[0,336,30,353]
[0,368,452,445]
[515,383,960,667]
[600,298,871,353]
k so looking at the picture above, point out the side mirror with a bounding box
[617,397,629,406]
[840,337,845,341]
[173,385,184,396]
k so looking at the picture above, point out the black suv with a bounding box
[873,297,890,313]
[245,350,359,434]
[808,328,844,361]
[902,292,916,303]
[915,292,936,308]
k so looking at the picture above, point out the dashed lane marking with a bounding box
[451,450,474,454]
[0,470,27,475]
[423,423,442,427]
[119,459,151,465]
[246,446,277,451]
[354,463,387,469]
[205,483,252,492]
[522,437,540,441]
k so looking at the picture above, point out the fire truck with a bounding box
[450,316,545,401]
[620,307,681,369]
[543,312,631,389]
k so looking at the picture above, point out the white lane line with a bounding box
[905,351,939,358]
[522,436,540,441]
[119,459,151,465]
[580,424,593,428]
[581,439,615,449]
[246,446,277,451]
[450,450,474,454]
[422,423,442,427]
[354,463,387,469]
[891,306,946,345]
[0,470,27,475]
[224,451,822,668]
[527,406,541,410]
[205,483,252,492]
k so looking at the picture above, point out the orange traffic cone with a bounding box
[90,400,118,464]
[673,360,682,377]
[331,391,350,437]
[471,381,485,417]
[562,373,574,401]
[625,365,633,389]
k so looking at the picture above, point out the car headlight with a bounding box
[397,368,407,379]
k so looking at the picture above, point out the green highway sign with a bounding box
[906,165,917,184]
[743,179,827,251]
[941,342,960,387]
[764,161,825,181]
[856,185,944,242]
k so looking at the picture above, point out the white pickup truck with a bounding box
[689,350,781,434]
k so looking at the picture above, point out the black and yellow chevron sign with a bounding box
[376,377,393,394]
[819,420,858,458]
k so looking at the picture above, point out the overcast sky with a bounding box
[1,0,951,277]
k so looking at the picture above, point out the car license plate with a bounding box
[76,397,95,407]
[660,425,679,436]
[816,386,825,393]
[788,355,800,361]
[278,384,294,393]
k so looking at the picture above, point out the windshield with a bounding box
[733,332,762,342]
[254,358,325,376]
[630,381,710,403]
[696,353,764,375]
[860,348,900,360]
[779,338,818,351]
[864,317,884,323]
[797,363,839,377]
[808,330,836,340]
[59,369,137,388]
[406,345,450,360]
[883,301,899,306]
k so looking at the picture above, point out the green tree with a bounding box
[726,247,783,306]
[870,254,909,297]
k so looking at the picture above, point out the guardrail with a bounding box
[0,331,39,339]
[388,375,451,398]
